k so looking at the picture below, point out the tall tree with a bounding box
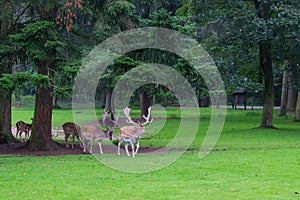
[254,1,275,128]
[0,0,17,143]
[11,0,65,150]
[279,62,289,117]
[11,20,64,150]
[286,61,298,113]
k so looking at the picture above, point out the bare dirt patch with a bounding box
[0,142,164,157]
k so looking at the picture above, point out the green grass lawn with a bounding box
[2,107,300,199]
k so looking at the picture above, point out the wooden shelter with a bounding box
[232,89,247,110]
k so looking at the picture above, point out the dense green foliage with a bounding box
[186,0,300,97]
[2,0,299,106]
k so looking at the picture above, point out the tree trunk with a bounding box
[287,87,297,113]
[254,1,275,128]
[164,96,168,106]
[287,61,297,113]
[53,96,61,109]
[152,95,156,105]
[105,87,114,113]
[101,94,106,109]
[28,62,60,150]
[294,91,300,122]
[140,90,150,118]
[15,94,21,101]
[259,41,275,128]
[279,65,288,116]
[0,0,16,144]
[0,63,15,144]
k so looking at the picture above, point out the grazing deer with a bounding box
[80,111,119,154]
[62,122,83,149]
[117,107,153,157]
[15,118,33,142]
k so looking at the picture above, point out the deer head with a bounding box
[102,110,119,140]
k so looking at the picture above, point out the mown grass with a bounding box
[3,107,300,199]
[1,149,299,199]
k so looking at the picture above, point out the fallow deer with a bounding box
[117,107,153,157]
[16,118,33,142]
[62,122,83,149]
[80,111,119,154]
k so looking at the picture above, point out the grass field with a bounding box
[1,108,300,199]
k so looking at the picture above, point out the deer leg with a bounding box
[134,139,140,155]
[26,130,30,141]
[15,130,19,139]
[65,133,70,148]
[118,139,123,155]
[26,131,29,141]
[130,141,135,157]
[20,132,23,142]
[16,123,20,138]
[82,140,87,153]
[24,130,29,142]
[24,130,27,141]
[98,140,103,154]
[77,135,83,149]
[90,139,94,153]
[71,134,75,148]
[124,143,130,157]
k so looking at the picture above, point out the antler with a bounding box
[123,107,138,125]
[142,106,153,126]
[123,106,153,126]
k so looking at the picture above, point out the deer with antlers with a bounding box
[15,118,33,142]
[80,111,119,154]
[117,107,153,157]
